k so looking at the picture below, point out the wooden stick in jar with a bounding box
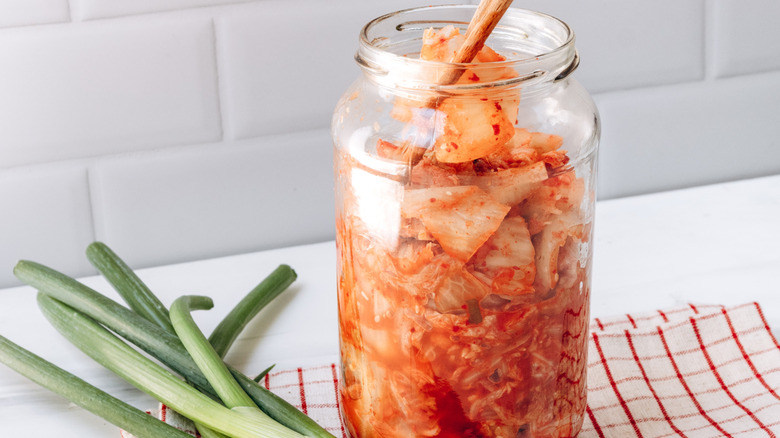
[407,0,514,163]
[421,0,514,111]
[438,0,514,86]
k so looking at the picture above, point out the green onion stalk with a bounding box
[0,334,193,438]
[170,296,256,409]
[14,260,335,438]
[37,294,306,438]
[208,264,297,358]
[86,242,175,333]
[89,243,229,438]
[87,246,297,438]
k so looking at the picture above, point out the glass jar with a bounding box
[332,5,599,438]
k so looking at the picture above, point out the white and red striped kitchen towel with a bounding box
[584,302,780,437]
[124,302,780,437]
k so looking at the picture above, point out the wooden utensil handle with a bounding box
[419,0,513,109]
[455,0,514,64]
[437,0,514,86]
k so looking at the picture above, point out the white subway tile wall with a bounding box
[517,0,706,93]
[0,166,95,282]
[0,0,778,286]
[0,0,70,28]
[72,0,253,21]
[0,14,222,169]
[712,0,780,77]
[596,71,780,199]
[90,130,335,269]
[217,0,462,140]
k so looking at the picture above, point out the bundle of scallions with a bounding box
[0,242,335,438]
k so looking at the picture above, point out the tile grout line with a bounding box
[703,0,718,81]
[84,163,102,244]
[66,0,257,24]
[67,0,79,23]
[212,16,230,142]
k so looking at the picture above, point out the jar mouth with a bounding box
[356,5,577,90]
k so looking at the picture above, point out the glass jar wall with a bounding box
[332,6,599,437]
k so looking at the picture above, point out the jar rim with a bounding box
[356,5,577,89]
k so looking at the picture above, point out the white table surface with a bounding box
[1,174,779,436]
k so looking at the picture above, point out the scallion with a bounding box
[37,294,306,438]
[170,295,256,409]
[0,333,193,438]
[208,264,297,358]
[86,242,175,332]
[14,259,334,438]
